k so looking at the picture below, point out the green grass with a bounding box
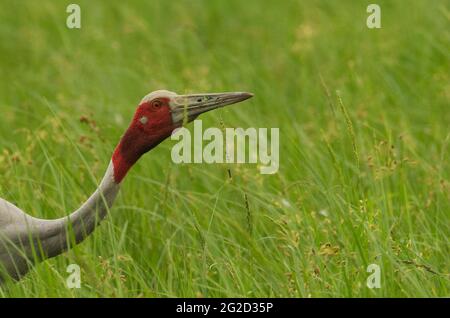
[0,0,448,297]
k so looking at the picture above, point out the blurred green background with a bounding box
[0,0,448,297]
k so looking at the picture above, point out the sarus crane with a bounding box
[0,90,253,283]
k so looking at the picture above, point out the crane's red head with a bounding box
[112,90,253,183]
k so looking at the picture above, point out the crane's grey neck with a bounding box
[0,161,121,281]
[39,161,121,258]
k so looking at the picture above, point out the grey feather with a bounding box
[0,161,120,282]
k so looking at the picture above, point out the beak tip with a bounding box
[243,92,254,100]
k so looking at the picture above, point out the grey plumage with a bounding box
[0,161,119,282]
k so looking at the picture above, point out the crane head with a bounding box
[138,89,253,127]
[112,90,253,182]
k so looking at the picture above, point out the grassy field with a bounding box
[0,0,448,297]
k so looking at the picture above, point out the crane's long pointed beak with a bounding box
[170,92,253,124]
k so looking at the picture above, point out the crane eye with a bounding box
[152,100,162,109]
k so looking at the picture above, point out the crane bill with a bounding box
[171,92,253,125]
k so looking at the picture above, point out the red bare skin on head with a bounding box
[112,97,176,183]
